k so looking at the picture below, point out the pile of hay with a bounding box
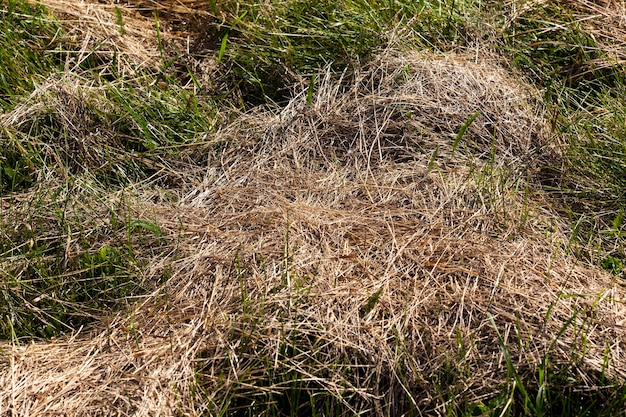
[2,0,626,412]
[2,44,625,415]
[39,0,164,75]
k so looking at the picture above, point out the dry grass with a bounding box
[36,0,181,76]
[506,0,626,73]
[2,34,626,414]
[2,0,626,415]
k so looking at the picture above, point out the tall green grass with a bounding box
[0,0,219,340]
[0,0,63,109]
[207,0,471,104]
[499,1,626,271]
[0,183,155,338]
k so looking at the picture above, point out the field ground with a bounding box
[1,0,626,415]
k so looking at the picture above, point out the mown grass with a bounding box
[1,0,626,415]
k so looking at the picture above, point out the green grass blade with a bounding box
[453,111,480,154]
[217,33,228,65]
[306,73,316,105]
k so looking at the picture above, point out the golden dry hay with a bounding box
[35,0,183,75]
[1,1,625,415]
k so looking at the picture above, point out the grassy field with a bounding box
[1,0,625,415]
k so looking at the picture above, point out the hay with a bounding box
[35,0,173,75]
[2,44,625,415]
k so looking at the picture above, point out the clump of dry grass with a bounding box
[37,0,191,76]
[293,49,555,170]
[37,0,221,96]
[181,50,623,411]
[2,46,625,415]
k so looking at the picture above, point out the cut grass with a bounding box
[177,50,625,415]
[0,0,626,415]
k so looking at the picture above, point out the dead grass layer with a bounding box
[1,0,626,414]
[37,0,161,75]
[2,45,626,415]
[35,0,210,79]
